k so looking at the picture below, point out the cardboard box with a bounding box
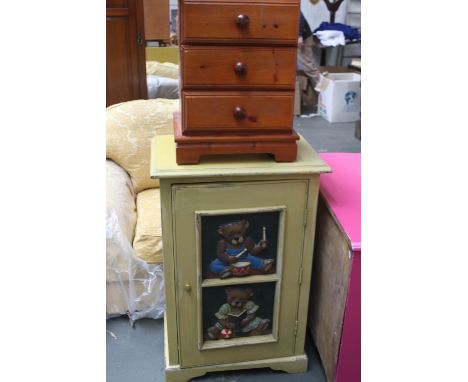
[317,72,361,123]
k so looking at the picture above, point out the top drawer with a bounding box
[180,0,300,45]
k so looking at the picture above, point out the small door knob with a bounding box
[234,62,248,76]
[236,14,250,29]
[184,284,192,292]
[233,107,246,120]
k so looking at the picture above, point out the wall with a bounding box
[301,0,362,66]
[342,0,361,66]
[300,0,348,31]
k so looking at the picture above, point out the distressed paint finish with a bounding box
[174,180,307,367]
[152,134,330,382]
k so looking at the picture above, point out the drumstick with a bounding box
[234,248,248,258]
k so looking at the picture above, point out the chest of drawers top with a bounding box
[179,0,300,46]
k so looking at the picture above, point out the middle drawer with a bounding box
[182,91,294,134]
[181,46,296,90]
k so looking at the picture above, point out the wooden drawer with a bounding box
[180,0,299,45]
[181,46,296,89]
[182,91,294,134]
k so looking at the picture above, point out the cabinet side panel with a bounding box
[308,196,353,382]
[293,176,319,355]
[159,181,180,365]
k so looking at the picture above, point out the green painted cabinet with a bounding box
[151,135,330,382]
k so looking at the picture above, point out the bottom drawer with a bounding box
[182,91,294,134]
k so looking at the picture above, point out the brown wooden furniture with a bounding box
[106,0,148,107]
[143,0,170,42]
[175,0,301,164]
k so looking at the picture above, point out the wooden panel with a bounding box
[143,0,170,41]
[107,0,129,8]
[107,8,129,16]
[308,197,353,382]
[182,91,294,134]
[181,47,296,89]
[173,180,308,367]
[106,0,147,107]
[180,2,299,45]
[106,16,133,105]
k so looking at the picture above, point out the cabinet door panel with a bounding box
[173,180,308,367]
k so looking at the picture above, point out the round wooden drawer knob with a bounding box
[234,62,248,76]
[234,107,246,120]
[236,14,250,29]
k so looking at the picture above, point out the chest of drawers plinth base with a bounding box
[174,112,300,164]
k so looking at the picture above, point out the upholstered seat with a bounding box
[106,98,179,319]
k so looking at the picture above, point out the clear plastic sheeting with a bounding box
[106,160,165,321]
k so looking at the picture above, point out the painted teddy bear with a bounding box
[209,220,273,279]
[207,287,271,340]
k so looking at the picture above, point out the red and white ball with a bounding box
[220,328,233,339]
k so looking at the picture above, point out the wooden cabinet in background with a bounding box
[106,0,147,107]
[143,0,170,42]
[175,0,301,164]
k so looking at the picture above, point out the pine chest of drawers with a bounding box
[175,0,301,164]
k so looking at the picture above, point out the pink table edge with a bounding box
[319,153,361,251]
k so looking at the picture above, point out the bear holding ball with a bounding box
[207,286,270,340]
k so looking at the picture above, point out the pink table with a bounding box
[308,153,360,382]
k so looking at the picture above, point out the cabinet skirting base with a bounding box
[165,354,309,382]
[173,112,299,164]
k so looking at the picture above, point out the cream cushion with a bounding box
[106,99,180,193]
[133,189,163,263]
[146,61,179,79]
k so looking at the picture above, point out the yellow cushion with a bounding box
[106,99,180,193]
[146,61,179,79]
[133,189,163,264]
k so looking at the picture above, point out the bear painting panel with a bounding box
[203,284,276,341]
[201,211,281,279]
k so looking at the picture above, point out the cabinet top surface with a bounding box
[151,135,331,179]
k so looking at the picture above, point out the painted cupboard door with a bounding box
[173,180,309,367]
